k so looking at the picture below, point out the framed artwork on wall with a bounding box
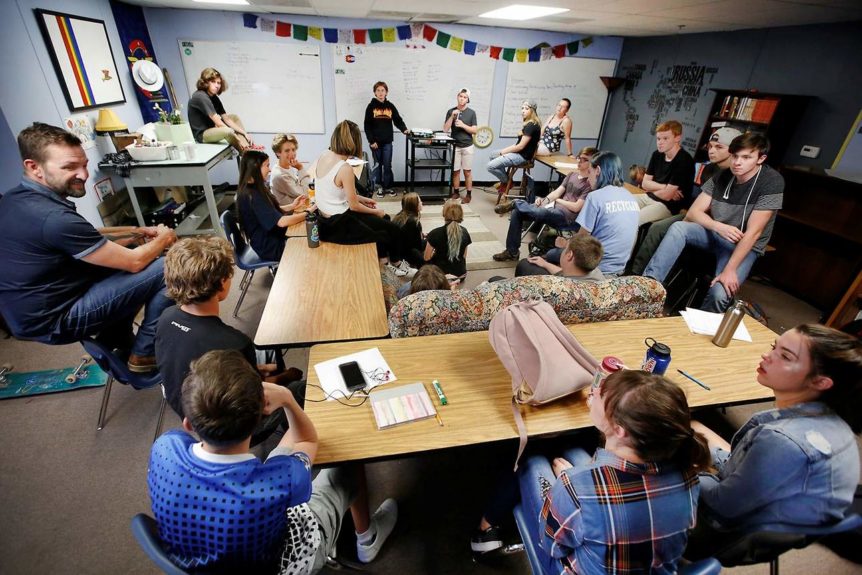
[93,177,114,202]
[34,9,126,112]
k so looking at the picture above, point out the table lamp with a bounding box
[94,108,129,154]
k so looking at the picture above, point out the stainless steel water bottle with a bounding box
[712,300,746,347]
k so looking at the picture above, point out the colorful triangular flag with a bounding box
[275,21,291,37]
[324,28,338,43]
[464,40,477,55]
[449,37,464,52]
[338,29,352,44]
[567,41,579,55]
[581,36,593,48]
[436,31,451,48]
[423,25,437,42]
[528,47,541,62]
[397,25,412,40]
[309,27,322,40]
[242,13,258,28]
[502,48,515,62]
[515,49,528,62]
[260,18,274,33]
[293,24,308,41]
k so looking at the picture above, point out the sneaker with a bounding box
[470,525,504,555]
[385,188,397,197]
[128,354,157,373]
[375,186,385,198]
[357,499,398,563]
[494,200,514,215]
[463,191,472,204]
[395,260,417,278]
[492,250,519,262]
[386,263,409,277]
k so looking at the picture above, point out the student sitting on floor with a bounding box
[424,199,472,280]
[514,234,606,281]
[236,150,307,262]
[396,264,458,299]
[154,236,304,444]
[148,350,398,574]
[685,324,862,560]
[471,370,710,574]
[391,192,424,271]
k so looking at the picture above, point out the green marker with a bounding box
[432,379,448,405]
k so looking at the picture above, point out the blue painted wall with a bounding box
[601,21,862,171]
[143,8,623,185]
[0,0,146,225]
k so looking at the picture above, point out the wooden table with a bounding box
[535,154,644,195]
[253,241,389,348]
[306,316,776,465]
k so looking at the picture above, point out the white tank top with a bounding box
[314,159,348,216]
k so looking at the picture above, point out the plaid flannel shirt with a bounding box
[540,448,699,574]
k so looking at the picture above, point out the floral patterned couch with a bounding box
[388,275,666,338]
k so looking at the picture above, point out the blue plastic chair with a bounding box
[513,503,722,575]
[712,513,862,575]
[80,338,164,439]
[130,514,189,575]
[220,210,278,318]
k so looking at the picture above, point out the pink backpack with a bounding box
[489,299,599,469]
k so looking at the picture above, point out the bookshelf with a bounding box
[695,90,811,166]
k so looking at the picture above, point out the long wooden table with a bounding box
[253,240,389,348]
[306,316,776,465]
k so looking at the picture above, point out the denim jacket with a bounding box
[699,402,859,531]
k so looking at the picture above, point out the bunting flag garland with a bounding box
[423,24,437,42]
[275,21,291,37]
[241,14,594,63]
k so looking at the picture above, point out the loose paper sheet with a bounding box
[313,347,396,400]
[680,308,752,342]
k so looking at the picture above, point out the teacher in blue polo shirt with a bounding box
[0,123,177,372]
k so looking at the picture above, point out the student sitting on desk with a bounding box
[514,235,606,282]
[315,120,416,278]
[187,67,252,152]
[424,199,472,280]
[486,100,541,196]
[492,146,596,262]
[270,133,312,205]
[236,150,307,262]
[685,324,862,560]
[148,350,398,573]
[471,370,710,575]
[535,98,574,158]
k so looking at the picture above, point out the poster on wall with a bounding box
[34,9,126,112]
[63,114,96,149]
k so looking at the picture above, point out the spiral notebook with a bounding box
[370,382,437,429]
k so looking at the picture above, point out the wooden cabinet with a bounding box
[696,90,811,167]
[757,166,862,318]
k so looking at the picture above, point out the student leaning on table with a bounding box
[187,67,252,152]
[236,150,307,262]
[148,350,398,574]
[471,370,710,574]
[314,120,416,278]
[684,324,862,560]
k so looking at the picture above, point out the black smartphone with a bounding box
[338,361,366,392]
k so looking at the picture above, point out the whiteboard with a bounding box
[332,43,495,133]
[501,57,616,138]
[179,40,324,134]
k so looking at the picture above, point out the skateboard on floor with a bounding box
[0,355,107,399]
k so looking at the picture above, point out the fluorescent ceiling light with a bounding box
[193,0,249,5]
[479,4,569,21]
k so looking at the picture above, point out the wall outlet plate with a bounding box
[800,145,820,158]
